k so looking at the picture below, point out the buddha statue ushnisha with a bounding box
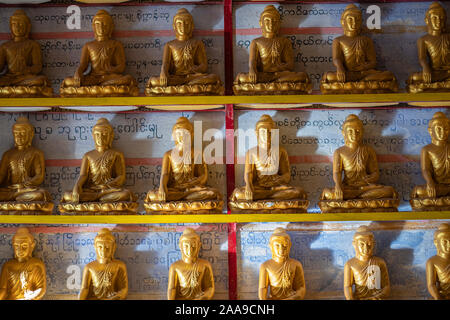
[229,114,308,213]
[233,5,311,95]
[407,2,450,93]
[167,228,214,300]
[59,118,138,215]
[259,228,306,300]
[144,116,223,214]
[146,8,224,96]
[320,4,398,94]
[60,9,139,97]
[0,117,53,214]
[319,114,399,213]
[0,10,52,97]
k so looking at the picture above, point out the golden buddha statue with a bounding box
[59,118,138,214]
[60,10,138,97]
[407,2,450,93]
[79,228,128,300]
[0,228,46,300]
[319,114,399,213]
[411,112,450,210]
[0,117,53,214]
[146,8,224,96]
[320,4,398,94]
[168,228,214,300]
[259,228,306,300]
[144,117,223,214]
[426,223,450,300]
[0,10,52,98]
[344,226,390,300]
[229,114,308,213]
[233,5,311,95]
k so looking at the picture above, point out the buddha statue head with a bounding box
[94,228,116,264]
[425,2,446,34]
[269,227,291,261]
[259,5,281,38]
[179,228,201,263]
[173,8,194,41]
[256,114,278,150]
[434,223,450,257]
[92,118,114,150]
[10,9,31,40]
[341,4,362,36]
[12,227,35,263]
[342,114,364,146]
[12,117,34,149]
[352,226,375,261]
[428,112,450,143]
[92,10,114,41]
[172,116,194,148]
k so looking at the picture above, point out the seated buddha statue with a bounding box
[320,4,398,94]
[229,114,308,213]
[60,10,138,97]
[146,8,224,96]
[233,5,311,95]
[0,228,46,300]
[168,228,214,300]
[319,114,399,213]
[259,228,306,300]
[0,117,53,214]
[0,10,52,97]
[407,2,450,93]
[79,228,128,300]
[344,226,390,300]
[426,223,450,300]
[411,112,450,210]
[144,116,223,214]
[59,118,138,214]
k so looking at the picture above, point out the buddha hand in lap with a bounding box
[60,118,137,214]
[60,10,138,97]
[319,114,398,213]
[426,223,450,300]
[233,5,311,95]
[0,10,52,97]
[146,8,224,96]
[168,228,214,300]
[144,117,222,214]
[229,115,308,213]
[344,226,390,300]
[407,2,450,93]
[320,4,398,94]
[411,112,450,210]
[259,228,306,300]
[0,228,46,300]
[0,117,52,213]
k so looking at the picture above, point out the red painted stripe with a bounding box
[235,27,343,35]
[224,0,234,95]
[227,222,237,300]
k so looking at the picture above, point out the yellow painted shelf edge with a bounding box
[2,93,450,107]
[0,212,448,224]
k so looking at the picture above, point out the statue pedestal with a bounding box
[407,81,450,94]
[60,85,139,97]
[229,199,309,214]
[318,198,399,213]
[58,201,139,215]
[144,200,224,214]
[0,201,54,215]
[320,80,398,94]
[0,86,53,98]
[410,197,450,211]
[233,82,312,95]
[145,83,224,96]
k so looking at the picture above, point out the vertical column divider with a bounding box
[224,0,234,95]
[225,103,237,300]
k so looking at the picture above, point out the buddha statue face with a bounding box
[13,234,35,263]
[173,13,194,40]
[270,236,291,260]
[353,235,374,260]
[10,12,30,39]
[343,122,363,145]
[93,124,113,149]
[429,118,450,142]
[436,233,450,256]
[426,7,446,32]
[13,123,33,149]
[260,12,280,37]
[92,12,113,41]
[95,239,115,263]
[257,126,272,150]
[341,8,362,35]
[180,238,200,260]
